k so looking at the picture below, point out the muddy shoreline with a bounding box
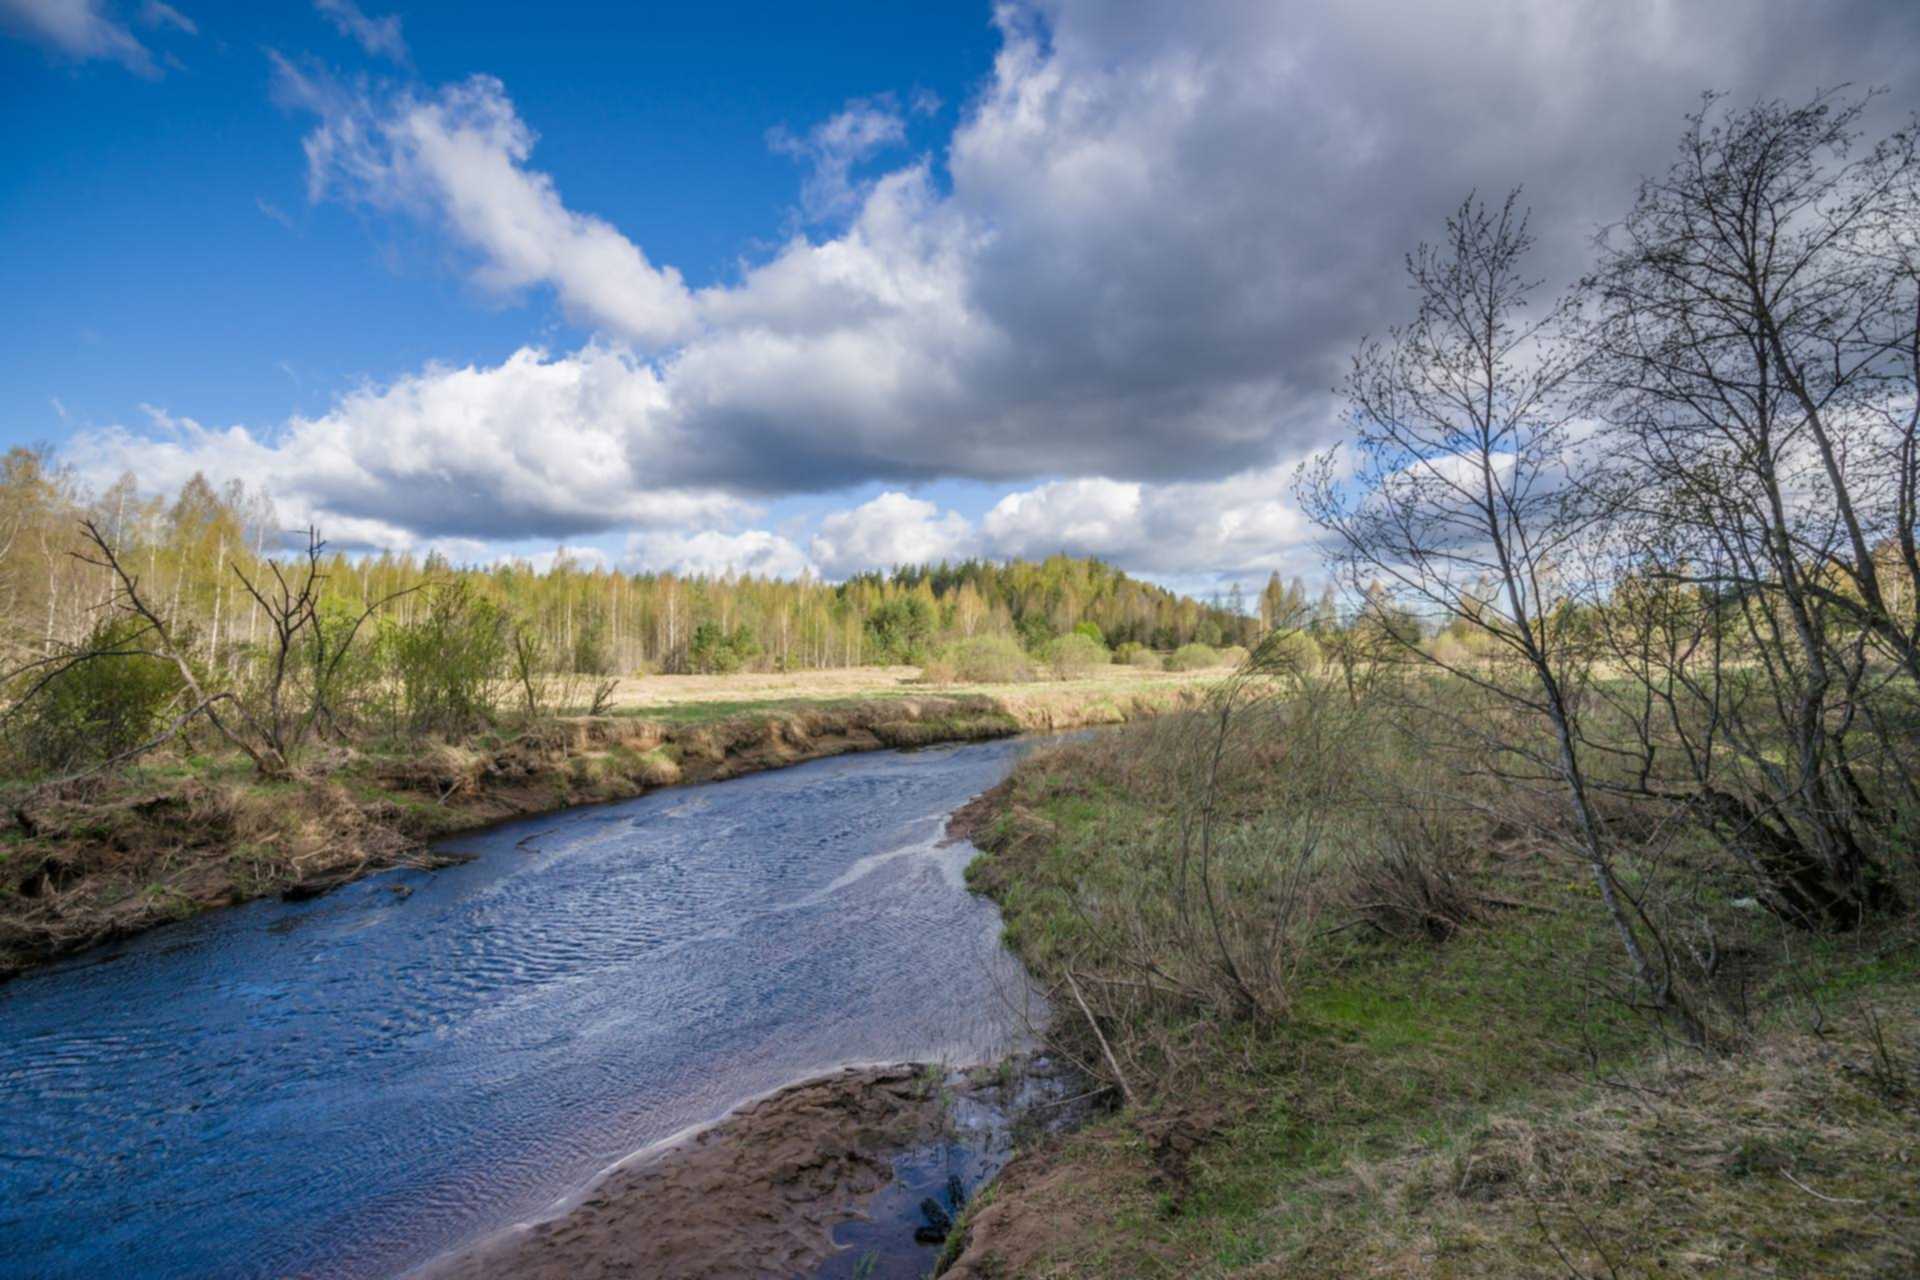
[411,1053,1094,1280]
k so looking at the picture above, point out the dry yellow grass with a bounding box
[595,662,1236,715]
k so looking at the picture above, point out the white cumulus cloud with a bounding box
[810,491,977,577]
[277,62,697,347]
[628,529,815,579]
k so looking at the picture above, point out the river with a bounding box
[0,737,1040,1279]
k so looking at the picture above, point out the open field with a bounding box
[591,663,1237,723]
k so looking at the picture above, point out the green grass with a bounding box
[949,710,1920,1278]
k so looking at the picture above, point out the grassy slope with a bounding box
[0,667,1220,979]
[943,739,1920,1279]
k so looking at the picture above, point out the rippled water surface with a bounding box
[0,739,1040,1280]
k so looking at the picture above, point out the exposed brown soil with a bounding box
[415,1051,1101,1280]
[1,682,1207,980]
[940,778,1012,847]
[415,1064,944,1280]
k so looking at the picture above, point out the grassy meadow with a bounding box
[937,658,1920,1278]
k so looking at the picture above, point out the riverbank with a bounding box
[414,1053,1093,1280]
[0,668,1216,980]
[929,722,1920,1278]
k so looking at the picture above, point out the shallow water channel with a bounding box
[0,737,1043,1279]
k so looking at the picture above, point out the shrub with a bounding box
[1043,633,1111,678]
[383,582,509,734]
[571,616,614,676]
[1165,642,1220,671]
[1216,644,1251,669]
[1256,627,1322,675]
[922,634,1033,684]
[1114,642,1161,669]
[7,616,184,772]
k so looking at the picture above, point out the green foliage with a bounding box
[7,617,184,771]
[922,634,1034,684]
[571,615,613,676]
[863,596,935,663]
[1255,627,1322,674]
[1042,632,1110,678]
[1015,612,1056,653]
[1113,641,1162,669]
[1165,642,1221,671]
[382,582,508,734]
[687,620,762,674]
[288,595,385,733]
[1072,620,1106,645]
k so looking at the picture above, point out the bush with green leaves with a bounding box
[571,615,614,676]
[382,582,509,735]
[281,595,388,737]
[1043,632,1111,678]
[921,634,1034,684]
[1256,627,1322,675]
[1015,613,1055,653]
[7,616,185,772]
[1113,641,1161,669]
[1165,642,1221,671]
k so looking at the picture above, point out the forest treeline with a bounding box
[0,454,1272,675]
[0,447,1286,773]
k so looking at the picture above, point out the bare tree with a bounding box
[1297,192,1698,1033]
[45,522,417,781]
[1581,90,1916,924]
[76,519,292,777]
[228,527,421,757]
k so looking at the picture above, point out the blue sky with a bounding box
[5,0,1917,590]
[2,2,990,447]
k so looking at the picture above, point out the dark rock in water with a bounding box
[918,1195,952,1242]
[389,884,413,900]
[946,1174,967,1213]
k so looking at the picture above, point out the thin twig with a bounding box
[1064,966,1138,1109]
[1781,1169,1866,1205]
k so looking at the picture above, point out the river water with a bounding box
[0,738,1041,1279]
